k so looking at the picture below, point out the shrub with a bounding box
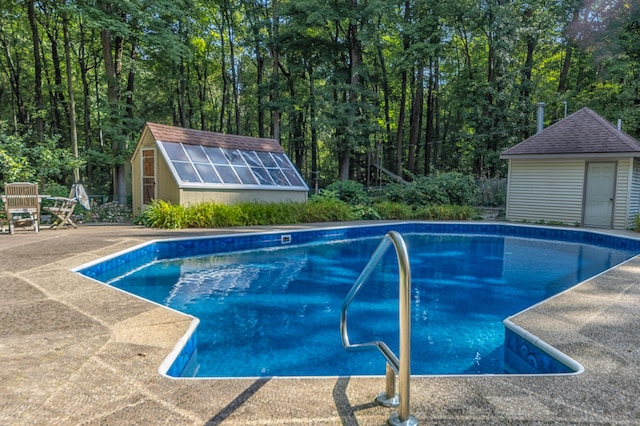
[321,180,369,205]
[139,198,358,229]
[138,200,183,228]
[386,172,476,207]
[474,177,506,207]
[373,201,414,220]
[299,198,356,222]
[414,204,476,220]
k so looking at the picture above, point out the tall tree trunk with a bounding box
[0,27,26,129]
[425,58,437,174]
[78,19,94,182]
[396,69,407,176]
[44,25,65,137]
[271,0,281,141]
[558,7,580,93]
[63,13,79,183]
[407,66,423,174]
[125,39,136,121]
[223,2,241,134]
[341,5,362,181]
[288,74,305,169]
[27,1,44,140]
[308,64,318,193]
[256,54,265,138]
[99,3,126,205]
[178,57,187,127]
[375,15,393,170]
[217,13,228,133]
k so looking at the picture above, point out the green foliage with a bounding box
[0,127,35,182]
[413,205,476,221]
[298,198,356,222]
[138,196,479,229]
[140,198,357,229]
[138,200,187,228]
[320,180,369,205]
[0,124,83,185]
[32,135,85,183]
[373,201,414,220]
[473,177,506,207]
[386,172,477,206]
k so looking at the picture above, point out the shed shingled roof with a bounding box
[145,122,284,153]
[500,107,640,158]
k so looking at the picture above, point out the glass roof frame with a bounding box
[157,141,309,191]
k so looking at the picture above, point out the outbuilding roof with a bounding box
[500,107,640,159]
[146,122,284,153]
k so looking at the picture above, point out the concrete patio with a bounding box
[1,222,639,425]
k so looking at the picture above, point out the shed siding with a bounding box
[627,159,640,228]
[613,159,631,229]
[506,160,585,225]
[156,152,180,205]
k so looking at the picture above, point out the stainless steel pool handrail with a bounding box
[340,231,417,426]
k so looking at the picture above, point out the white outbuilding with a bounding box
[500,106,640,229]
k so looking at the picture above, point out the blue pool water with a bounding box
[77,223,640,377]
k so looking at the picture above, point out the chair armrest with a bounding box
[46,196,74,201]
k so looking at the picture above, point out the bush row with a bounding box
[139,198,477,229]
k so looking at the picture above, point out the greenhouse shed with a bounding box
[500,107,640,229]
[131,122,309,215]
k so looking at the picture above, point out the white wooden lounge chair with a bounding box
[44,183,90,230]
[2,182,41,234]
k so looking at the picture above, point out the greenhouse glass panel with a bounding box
[252,167,275,185]
[215,165,241,184]
[161,142,189,161]
[204,147,228,165]
[241,151,261,167]
[272,153,290,168]
[223,149,246,166]
[283,169,305,187]
[267,168,289,186]
[234,166,258,184]
[194,163,221,183]
[173,162,200,182]
[257,151,277,167]
[184,144,209,163]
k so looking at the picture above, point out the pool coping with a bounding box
[2,221,639,424]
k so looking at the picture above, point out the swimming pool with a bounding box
[75,222,640,378]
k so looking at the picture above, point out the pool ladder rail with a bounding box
[340,231,418,426]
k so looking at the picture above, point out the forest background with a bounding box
[1,0,639,206]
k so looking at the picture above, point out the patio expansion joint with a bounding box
[68,355,202,425]
[12,269,120,330]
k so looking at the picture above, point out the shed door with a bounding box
[583,162,616,228]
[142,149,156,206]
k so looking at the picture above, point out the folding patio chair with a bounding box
[45,183,90,230]
[2,182,41,234]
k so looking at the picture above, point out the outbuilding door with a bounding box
[142,148,156,206]
[583,162,616,228]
